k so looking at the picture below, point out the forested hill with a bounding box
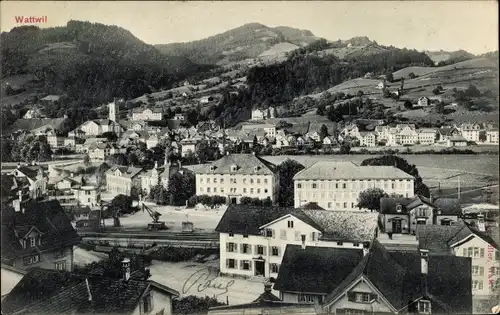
[155,23,321,65]
[1,21,205,105]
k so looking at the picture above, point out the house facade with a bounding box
[1,200,81,272]
[418,129,437,145]
[293,161,415,210]
[459,123,482,142]
[418,97,430,107]
[486,130,499,144]
[141,160,171,195]
[106,166,144,196]
[195,154,279,204]
[132,107,163,121]
[215,205,378,279]
[11,165,48,200]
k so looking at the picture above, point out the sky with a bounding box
[1,1,498,55]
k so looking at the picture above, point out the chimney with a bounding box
[17,163,21,169]
[420,249,429,296]
[362,242,370,256]
[429,194,433,204]
[85,278,93,301]
[70,172,74,178]
[264,282,272,293]
[301,234,306,249]
[122,258,131,281]
[154,161,158,169]
[477,214,486,232]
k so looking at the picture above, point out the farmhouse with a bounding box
[417,96,430,107]
[105,166,144,196]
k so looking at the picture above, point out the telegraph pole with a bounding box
[457,175,461,201]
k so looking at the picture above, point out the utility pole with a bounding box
[457,175,461,201]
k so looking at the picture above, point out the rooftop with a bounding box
[196,154,277,175]
[294,161,414,180]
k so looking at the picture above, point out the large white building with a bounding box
[215,205,378,279]
[293,161,415,210]
[194,154,279,204]
[132,107,163,121]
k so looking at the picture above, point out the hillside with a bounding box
[1,21,203,108]
[425,49,475,65]
[155,23,320,65]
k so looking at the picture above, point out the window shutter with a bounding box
[347,292,355,302]
[278,247,281,256]
[226,243,229,252]
[480,267,484,276]
[272,229,275,238]
[268,246,272,256]
[240,245,244,254]
[463,248,467,256]
[234,243,238,252]
[263,246,267,256]
[248,245,252,255]
[249,262,252,271]
[480,248,485,258]
[239,260,243,269]
[226,259,229,268]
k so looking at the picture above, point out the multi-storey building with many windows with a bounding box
[293,161,415,211]
[195,153,279,204]
[215,205,378,279]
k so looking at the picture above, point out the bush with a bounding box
[173,295,226,315]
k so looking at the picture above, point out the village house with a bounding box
[173,113,186,121]
[11,164,48,200]
[131,107,163,121]
[1,264,179,315]
[273,240,472,314]
[418,128,437,145]
[71,119,123,137]
[293,161,414,210]
[486,129,499,144]
[241,123,276,138]
[1,264,26,298]
[87,142,126,161]
[322,136,337,146]
[141,158,171,196]
[458,123,483,142]
[418,222,499,313]
[339,124,361,142]
[251,107,276,121]
[436,126,461,143]
[145,134,159,149]
[50,175,100,208]
[22,108,46,119]
[305,131,321,143]
[251,108,266,121]
[1,200,81,272]
[358,132,377,147]
[417,96,430,107]
[200,95,215,104]
[379,196,462,235]
[388,124,418,146]
[215,204,378,279]
[106,166,144,196]
[195,153,279,204]
[180,137,199,157]
[447,135,469,147]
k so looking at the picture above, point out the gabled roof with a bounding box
[15,166,41,181]
[106,166,144,179]
[5,118,68,134]
[448,135,468,142]
[294,161,414,180]
[40,95,61,102]
[1,200,81,262]
[433,197,462,215]
[196,154,276,175]
[2,268,180,315]
[274,245,364,294]
[132,107,163,114]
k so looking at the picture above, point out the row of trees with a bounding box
[2,134,52,162]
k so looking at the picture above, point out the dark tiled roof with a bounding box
[274,245,364,294]
[1,200,81,262]
[417,224,464,255]
[380,195,436,214]
[5,118,67,133]
[299,202,325,210]
[196,154,277,175]
[15,166,41,181]
[2,268,179,315]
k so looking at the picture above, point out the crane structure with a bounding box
[143,203,167,231]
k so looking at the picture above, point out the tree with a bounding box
[101,131,118,142]
[403,100,413,110]
[340,143,351,154]
[385,72,394,83]
[195,140,213,164]
[272,107,278,118]
[357,90,364,97]
[408,72,416,79]
[319,124,329,141]
[83,154,90,166]
[107,153,129,166]
[277,159,305,207]
[435,101,445,114]
[109,194,133,215]
[173,296,226,315]
[357,188,389,212]
[326,106,343,122]
[167,172,196,206]
[150,183,169,205]
[479,131,487,142]
[10,135,52,163]
[432,87,441,95]
[316,104,326,116]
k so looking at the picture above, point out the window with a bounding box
[226,259,236,269]
[418,300,431,314]
[353,243,360,247]
[312,183,317,189]
[213,178,217,183]
[270,263,280,273]
[207,187,211,193]
[347,292,377,303]
[54,261,66,271]
[311,232,317,241]
[472,265,484,276]
[241,243,251,254]
[287,220,294,228]
[207,178,210,183]
[280,229,287,240]
[243,188,247,193]
[226,242,236,252]
[23,254,40,265]
[229,233,234,237]
[257,179,260,184]
[343,202,347,208]
[297,183,302,189]
[30,237,36,247]
[295,231,301,241]
[220,178,224,184]
[298,294,316,303]
[221,188,224,193]
[264,189,268,193]
[337,241,343,246]
[339,309,365,315]
[250,188,254,194]
[250,179,254,184]
[54,250,64,258]
[342,183,346,189]
[214,188,217,193]
[271,246,279,256]
[257,188,260,193]
[256,245,265,255]
[335,183,339,189]
[496,251,500,260]
[243,234,248,238]
[473,280,483,290]
[265,229,274,238]
[264,179,268,184]
[241,260,251,270]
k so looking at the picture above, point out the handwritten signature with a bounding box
[182,267,235,297]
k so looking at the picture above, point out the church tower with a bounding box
[109,100,117,122]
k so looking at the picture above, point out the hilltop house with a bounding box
[293,161,414,210]
[1,200,81,272]
[88,142,126,161]
[251,107,276,121]
[486,129,499,144]
[195,153,279,204]
[418,97,430,107]
[1,266,179,315]
[418,222,499,313]
[71,119,123,137]
[458,123,483,142]
[131,107,163,121]
[380,196,462,235]
[106,166,144,196]
[418,128,437,145]
[436,126,461,142]
[215,205,378,279]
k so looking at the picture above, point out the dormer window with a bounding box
[30,237,36,247]
[396,204,402,213]
[418,300,431,314]
[231,164,238,172]
[210,165,216,171]
[254,166,260,172]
